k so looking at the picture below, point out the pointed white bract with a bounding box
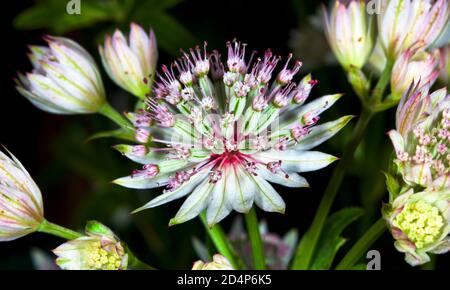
[53,221,128,270]
[99,23,158,99]
[378,0,449,59]
[0,149,44,241]
[383,189,450,266]
[192,254,234,270]
[113,41,351,227]
[388,84,450,189]
[391,49,441,100]
[323,0,374,70]
[16,36,106,114]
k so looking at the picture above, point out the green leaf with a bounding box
[14,0,120,34]
[310,207,364,270]
[350,263,367,270]
[383,171,400,203]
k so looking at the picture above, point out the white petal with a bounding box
[254,149,338,172]
[293,115,353,151]
[113,173,170,189]
[206,168,233,226]
[256,164,309,188]
[228,165,255,213]
[251,175,285,213]
[169,179,213,226]
[133,166,212,211]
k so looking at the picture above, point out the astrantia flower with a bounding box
[114,41,352,226]
[192,254,233,270]
[390,49,440,100]
[0,149,44,241]
[388,84,450,189]
[378,0,449,59]
[99,23,157,99]
[15,36,105,114]
[53,221,128,270]
[323,0,374,70]
[383,189,450,266]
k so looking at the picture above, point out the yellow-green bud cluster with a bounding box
[86,241,123,270]
[393,200,444,249]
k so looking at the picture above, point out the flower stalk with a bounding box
[244,207,266,270]
[37,219,83,240]
[335,217,386,270]
[200,213,245,270]
[98,102,132,130]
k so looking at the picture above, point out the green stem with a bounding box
[200,213,245,269]
[244,207,266,270]
[291,107,375,269]
[370,60,394,104]
[98,102,132,130]
[335,218,386,270]
[126,246,156,270]
[37,219,83,240]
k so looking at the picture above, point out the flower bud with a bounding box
[391,49,440,100]
[0,149,44,241]
[100,23,158,99]
[16,36,106,114]
[53,221,128,270]
[378,0,449,59]
[323,0,374,70]
[192,254,234,270]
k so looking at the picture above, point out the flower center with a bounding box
[393,200,444,249]
[86,241,123,270]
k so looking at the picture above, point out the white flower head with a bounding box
[113,40,352,227]
[383,189,450,266]
[16,36,105,114]
[100,23,158,99]
[389,84,450,189]
[378,0,449,59]
[0,149,44,241]
[323,0,375,70]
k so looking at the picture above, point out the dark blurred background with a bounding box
[0,0,448,270]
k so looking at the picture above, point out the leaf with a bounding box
[14,0,120,34]
[350,263,367,270]
[310,207,364,270]
[383,171,400,203]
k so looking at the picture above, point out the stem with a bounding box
[126,246,156,270]
[199,213,245,269]
[291,107,375,269]
[335,218,386,270]
[370,60,394,104]
[37,220,83,240]
[244,207,266,270]
[98,102,132,130]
